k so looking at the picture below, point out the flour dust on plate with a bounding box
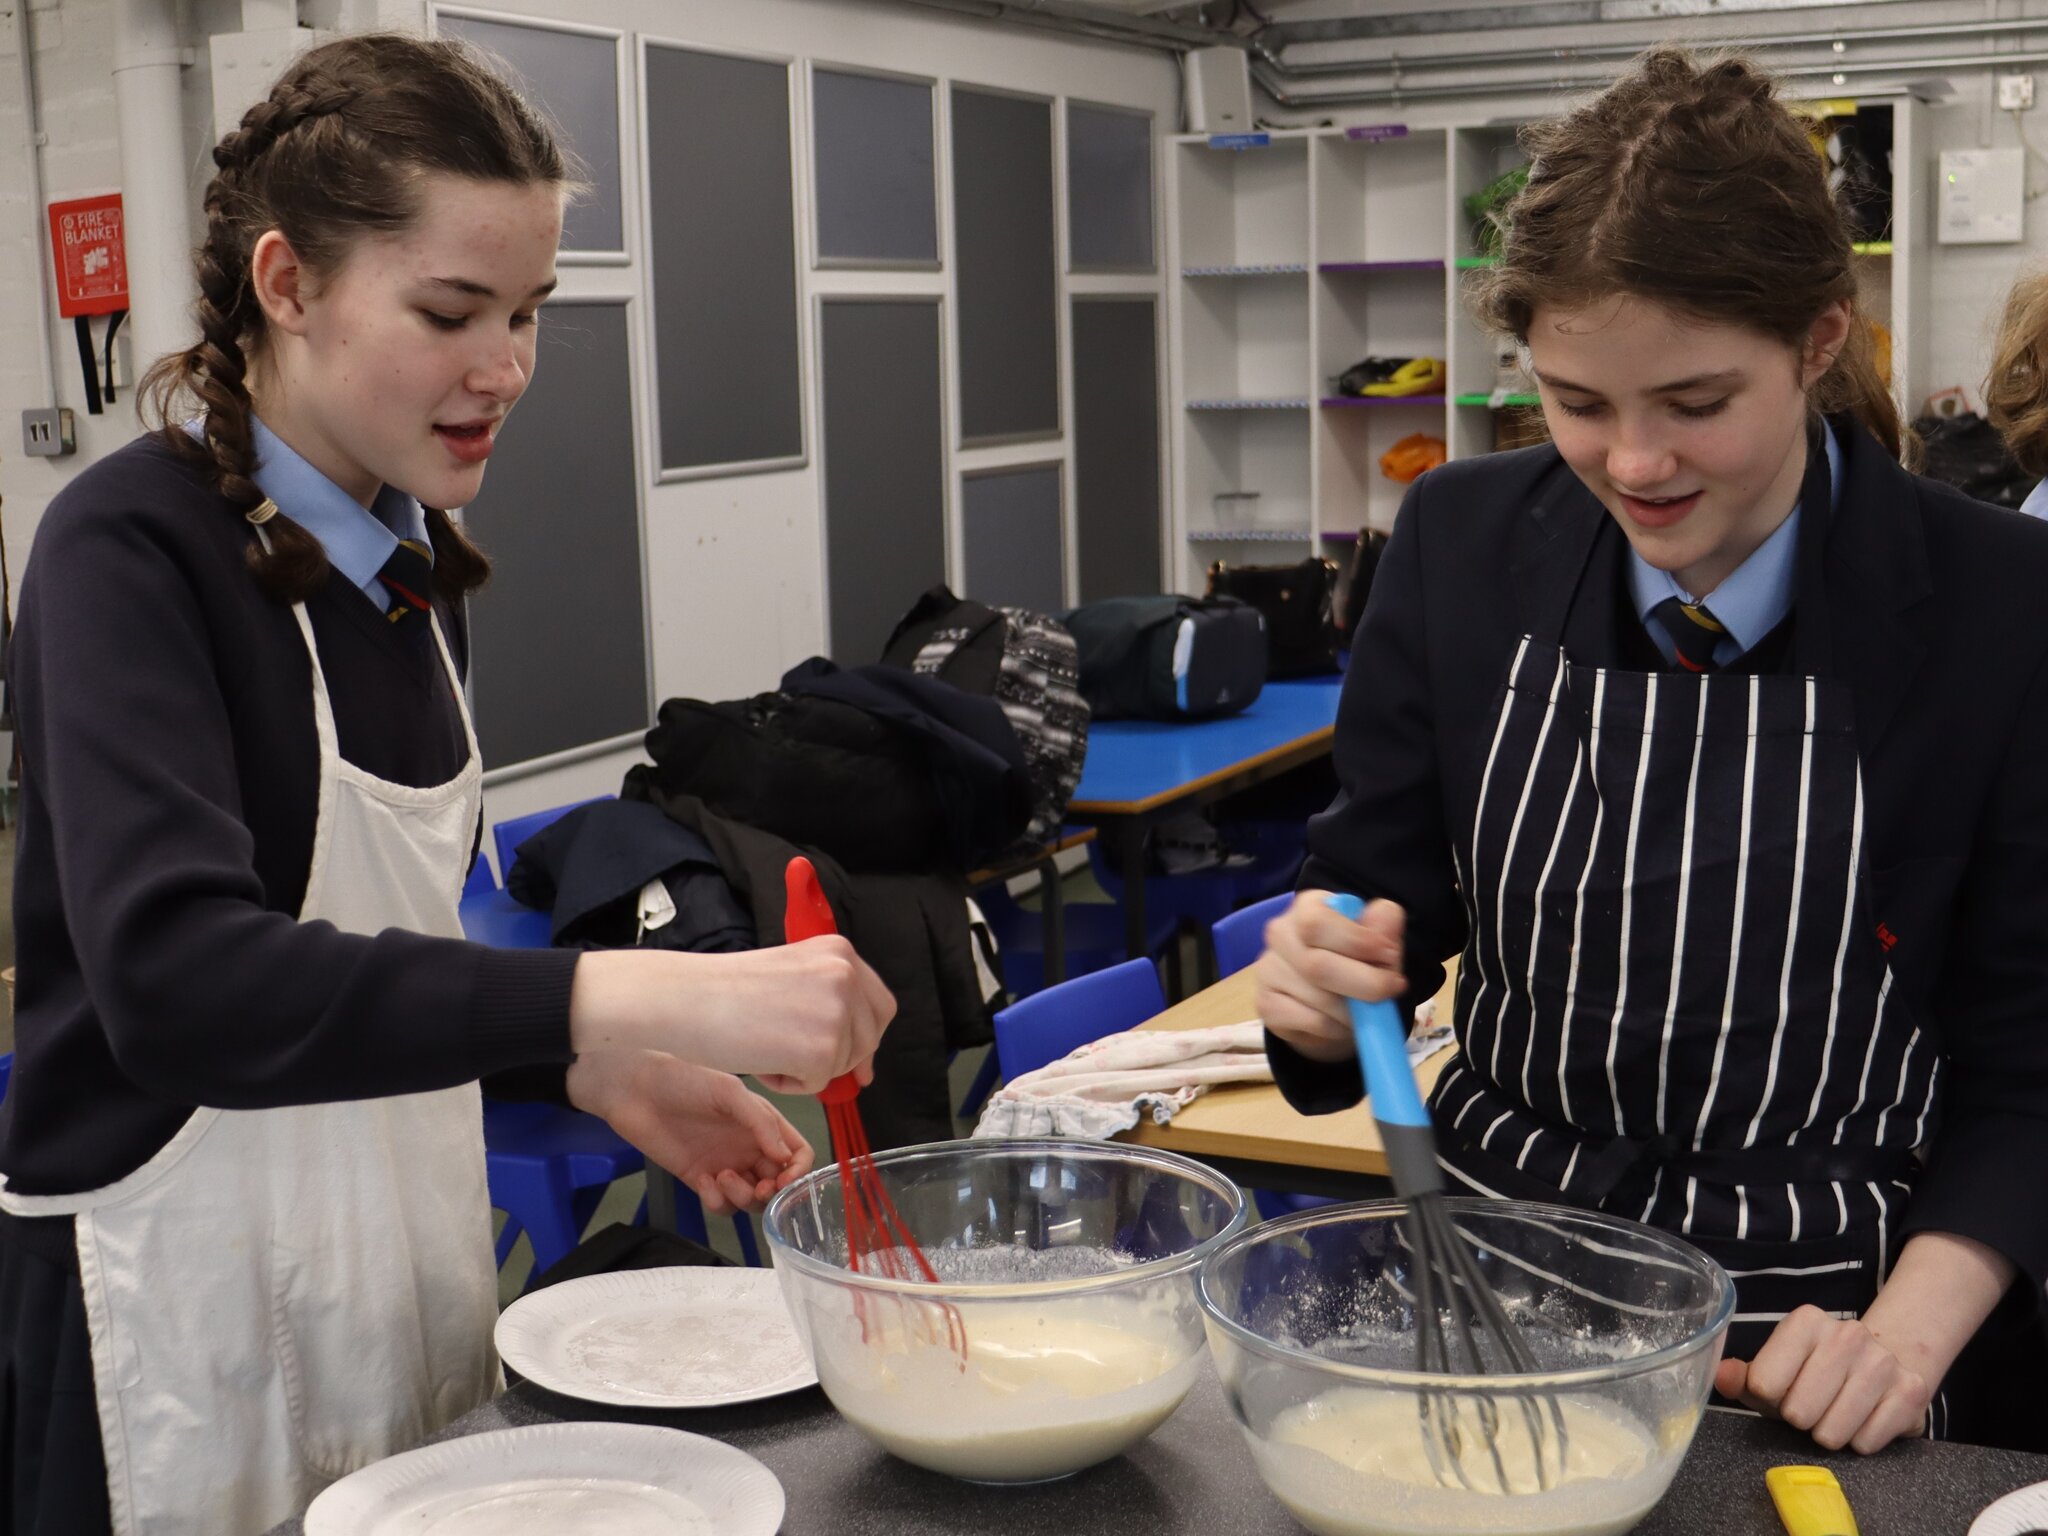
[494,1267,816,1409]
[302,1423,783,1536]
[1971,1479,2048,1536]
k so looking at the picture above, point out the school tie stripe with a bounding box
[1652,595,1725,674]
[378,539,434,628]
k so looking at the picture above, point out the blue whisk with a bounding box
[1326,892,1567,1494]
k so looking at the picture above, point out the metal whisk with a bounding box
[785,858,966,1361]
[1325,894,1567,1495]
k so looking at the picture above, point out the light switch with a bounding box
[1939,148,2026,244]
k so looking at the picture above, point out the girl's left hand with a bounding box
[568,1050,815,1214]
[1715,1306,1932,1453]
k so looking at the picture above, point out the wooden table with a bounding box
[1115,965,1455,1199]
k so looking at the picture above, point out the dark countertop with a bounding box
[271,1360,2048,1534]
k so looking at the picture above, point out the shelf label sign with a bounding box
[48,192,128,318]
[1208,132,1271,151]
[1345,124,1409,142]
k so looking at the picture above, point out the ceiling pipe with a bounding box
[892,0,1248,52]
[1250,48,2007,109]
[1267,13,2048,79]
[1263,0,1917,48]
[113,0,198,380]
[15,4,58,408]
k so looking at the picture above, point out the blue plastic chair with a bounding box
[484,1099,762,1285]
[1211,891,1294,979]
[961,884,1183,1123]
[458,887,554,949]
[462,850,496,898]
[994,957,1166,1083]
[491,794,615,885]
[1217,890,1351,1221]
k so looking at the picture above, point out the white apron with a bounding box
[0,598,501,1534]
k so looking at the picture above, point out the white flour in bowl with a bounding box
[807,1247,1201,1483]
[1252,1388,1674,1536]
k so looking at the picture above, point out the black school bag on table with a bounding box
[1206,557,1342,677]
[880,587,1089,852]
[1061,595,1266,721]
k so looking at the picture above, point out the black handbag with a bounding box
[1336,529,1390,646]
[1206,557,1342,677]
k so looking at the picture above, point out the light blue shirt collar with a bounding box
[242,416,430,611]
[2020,478,2048,521]
[1627,421,1841,666]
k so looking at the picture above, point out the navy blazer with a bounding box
[1277,420,2048,1297]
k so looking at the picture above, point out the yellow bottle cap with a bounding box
[1767,1465,1860,1536]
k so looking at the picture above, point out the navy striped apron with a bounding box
[1431,539,1938,1382]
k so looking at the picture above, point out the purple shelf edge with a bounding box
[1319,394,1449,407]
[1318,260,1445,273]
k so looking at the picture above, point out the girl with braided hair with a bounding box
[1258,49,2048,1454]
[0,33,894,1532]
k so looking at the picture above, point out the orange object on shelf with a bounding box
[1380,432,1447,483]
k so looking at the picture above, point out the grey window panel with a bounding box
[646,46,805,471]
[813,69,938,264]
[951,87,1059,443]
[1072,298,1163,600]
[963,465,1065,614]
[821,301,948,663]
[440,15,623,253]
[1067,102,1154,271]
[464,303,648,769]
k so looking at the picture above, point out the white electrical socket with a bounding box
[2001,73,2036,111]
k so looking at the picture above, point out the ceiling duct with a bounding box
[1262,0,1921,47]
[891,0,1247,52]
[1268,13,2048,80]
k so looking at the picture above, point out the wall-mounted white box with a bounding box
[1938,148,2025,244]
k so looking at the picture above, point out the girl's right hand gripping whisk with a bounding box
[785,858,965,1361]
[1326,892,1567,1495]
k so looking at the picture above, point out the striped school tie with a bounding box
[1652,595,1725,674]
[378,539,434,630]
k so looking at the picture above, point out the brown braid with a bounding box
[140,34,570,603]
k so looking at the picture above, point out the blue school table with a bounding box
[1066,675,1345,958]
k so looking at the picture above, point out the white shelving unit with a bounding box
[1166,103,1929,592]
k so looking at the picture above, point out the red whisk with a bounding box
[783,858,965,1358]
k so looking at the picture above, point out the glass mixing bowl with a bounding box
[1197,1198,1735,1536]
[763,1138,1248,1483]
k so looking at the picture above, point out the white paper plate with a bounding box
[1970,1479,2048,1535]
[305,1422,784,1535]
[495,1267,817,1409]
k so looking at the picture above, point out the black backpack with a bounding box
[880,587,1090,851]
[1061,595,1267,722]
